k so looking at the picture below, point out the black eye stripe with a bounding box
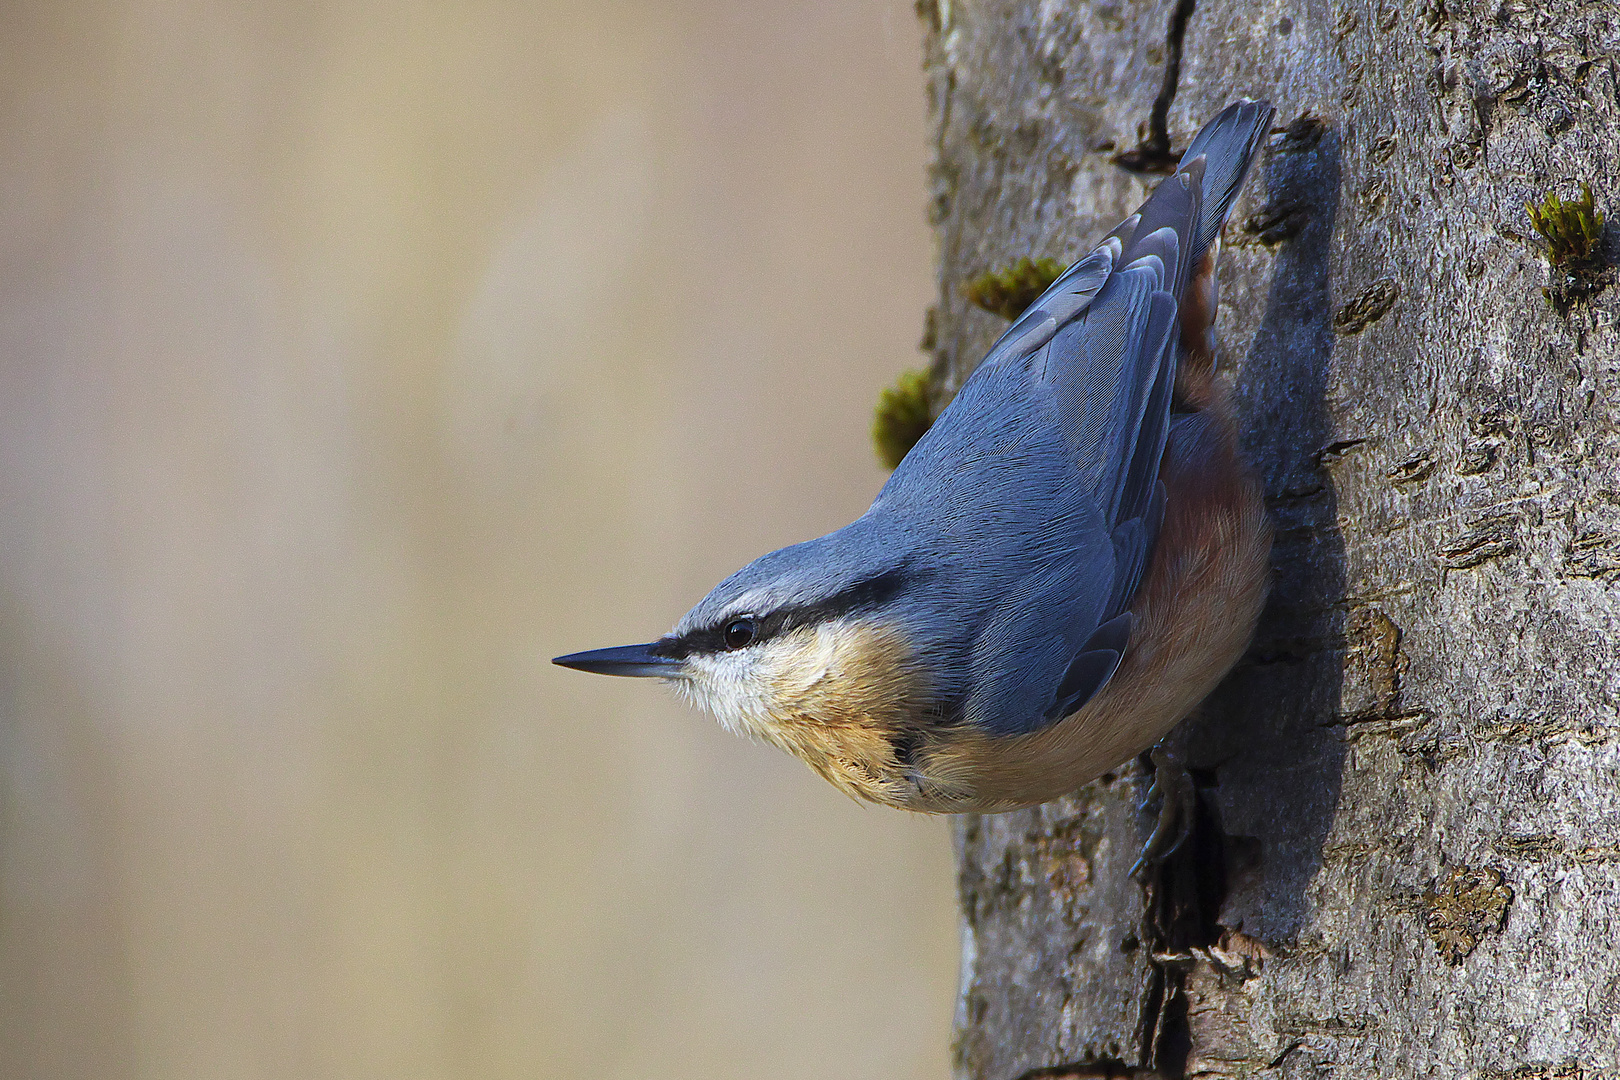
[655,565,916,659]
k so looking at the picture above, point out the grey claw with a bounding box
[1131,742,1196,879]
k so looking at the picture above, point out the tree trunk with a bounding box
[919,0,1620,1076]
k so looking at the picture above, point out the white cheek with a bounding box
[669,629,843,737]
[671,650,776,737]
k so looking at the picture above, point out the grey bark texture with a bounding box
[918,0,1620,1077]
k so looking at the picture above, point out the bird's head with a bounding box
[554,527,946,801]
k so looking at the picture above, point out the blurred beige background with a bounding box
[0,3,956,1079]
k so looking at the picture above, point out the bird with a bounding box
[555,101,1274,827]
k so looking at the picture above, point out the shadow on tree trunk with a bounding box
[1137,124,1350,1076]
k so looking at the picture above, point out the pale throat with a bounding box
[670,617,922,743]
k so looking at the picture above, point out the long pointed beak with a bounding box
[552,642,681,678]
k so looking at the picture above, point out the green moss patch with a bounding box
[1527,183,1609,311]
[872,368,935,469]
[961,256,1068,320]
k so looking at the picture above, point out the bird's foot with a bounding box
[1130,742,1195,880]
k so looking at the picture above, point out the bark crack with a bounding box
[1114,0,1198,174]
[1133,759,1231,1077]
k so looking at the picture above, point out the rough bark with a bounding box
[919,0,1620,1076]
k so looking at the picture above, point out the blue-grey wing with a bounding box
[961,173,1201,735]
[874,178,1200,738]
[875,103,1271,736]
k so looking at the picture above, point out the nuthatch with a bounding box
[557,102,1274,819]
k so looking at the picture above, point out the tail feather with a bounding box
[1177,100,1275,270]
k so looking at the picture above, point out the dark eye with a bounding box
[723,618,757,650]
